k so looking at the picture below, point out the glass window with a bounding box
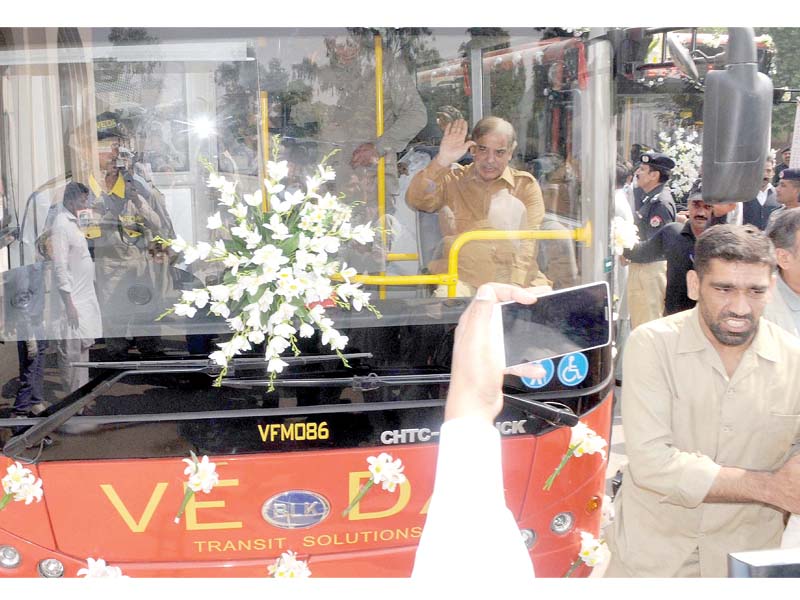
[0,28,607,422]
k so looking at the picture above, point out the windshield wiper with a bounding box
[221,372,451,390]
[73,352,373,373]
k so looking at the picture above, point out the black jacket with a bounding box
[624,220,697,315]
[633,183,676,243]
[742,187,781,230]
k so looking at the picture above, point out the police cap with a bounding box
[779,168,800,182]
[640,151,676,174]
[780,146,791,154]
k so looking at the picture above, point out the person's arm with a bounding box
[405,120,473,213]
[704,455,800,513]
[623,227,666,264]
[621,327,722,507]
[511,177,545,287]
[412,283,544,581]
[375,59,428,158]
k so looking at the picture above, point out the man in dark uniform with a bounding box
[773,146,791,186]
[626,151,676,328]
[624,181,711,316]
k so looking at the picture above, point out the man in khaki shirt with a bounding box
[405,117,548,293]
[606,224,800,577]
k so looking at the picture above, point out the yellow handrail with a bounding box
[344,223,592,297]
[374,34,387,300]
[260,90,270,212]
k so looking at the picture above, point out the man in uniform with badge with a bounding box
[625,151,676,329]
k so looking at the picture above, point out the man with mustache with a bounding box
[623,180,712,316]
[606,224,800,577]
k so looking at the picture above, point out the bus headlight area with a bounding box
[520,528,538,550]
[0,545,22,569]
[550,512,575,535]
[37,558,65,578]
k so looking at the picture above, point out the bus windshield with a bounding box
[0,28,610,438]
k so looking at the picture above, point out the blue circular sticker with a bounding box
[557,352,589,387]
[521,359,555,389]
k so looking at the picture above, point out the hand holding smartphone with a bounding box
[492,282,611,371]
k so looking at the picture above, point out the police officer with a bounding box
[626,151,676,329]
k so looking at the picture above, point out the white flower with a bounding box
[183,455,219,494]
[174,303,197,318]
[267,336,291,356]
[247,330,266,344]
[208,285,231,303]
[350,224,375,245]
[570,422,607,459]
[299,323,315,338]
[267,160,290,182]
[77,558,127,578]
[251,244,289,270]
[267,357,289,373]
[367,453,406,492]
[223,254,242,276]
[264,214,291,240]
[2,462,34,495]
[207,212,223,230]
[317,164,336,182]
[322,328,348,351]
[13,478,43,505]
[170,235,188,253]
[610,216,639,256]
[243,190,264,207]
[265,179,286,197]
[578,531,609,568]
[268,550,311,578]
[209,350,229,367]
[272,188,306,213]
[229,203,249,220]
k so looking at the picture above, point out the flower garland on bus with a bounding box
[342,453,407,517]
[268,550,311,578]
[563,531,609,577]
[543,421,607,490]
[174,452,219,524]
[158,141,379,390]
[658,127,701,200]
[1,461,43,510]
[77,558,128,578]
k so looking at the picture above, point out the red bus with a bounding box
[0,27,768,578]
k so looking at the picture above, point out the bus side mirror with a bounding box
[701,27,773,204]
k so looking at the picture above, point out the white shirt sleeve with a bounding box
[411,416,535,581]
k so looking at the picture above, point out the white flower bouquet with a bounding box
[1,461,43,510]
[342,452,407,517]
[610,216,639,256]
[658,127,701,200]
[543,421,607,491]
[158,143,379,390]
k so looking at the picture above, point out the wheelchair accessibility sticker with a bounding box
[557,352,589,387]
[521,359,555,389]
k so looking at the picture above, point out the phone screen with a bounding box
[499,282,610,368]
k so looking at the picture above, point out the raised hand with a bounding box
[435,119,475,168]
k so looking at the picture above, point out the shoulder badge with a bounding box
[649,215,663,228]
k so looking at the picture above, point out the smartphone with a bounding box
[494,281,610,369]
